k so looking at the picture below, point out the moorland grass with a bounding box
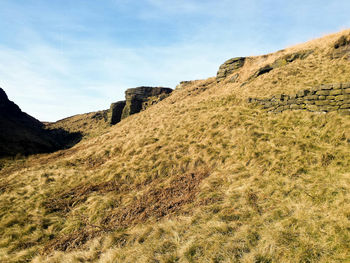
[0,30,349,263]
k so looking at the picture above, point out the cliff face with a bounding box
[108,86,173,125]
[121,86,173,119]
[0,88,81,157]
[109,101,126,125]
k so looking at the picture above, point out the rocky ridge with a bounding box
[109,86,172,125]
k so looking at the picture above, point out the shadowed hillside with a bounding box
[0,88,82,157]
[0,30,350,263]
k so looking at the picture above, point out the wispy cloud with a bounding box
[0,0,349,121]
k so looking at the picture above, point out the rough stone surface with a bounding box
[247,50,313,83]
[248,83,350,115]
[332,34,350,59]
[216,57,246,82]
[121,87,173,120]
[109,101,126,125]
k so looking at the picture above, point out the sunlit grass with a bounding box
[0,29,350,263]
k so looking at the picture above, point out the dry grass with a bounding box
[0,30,350,263]
[45,110,110,139]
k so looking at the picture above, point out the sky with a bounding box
[0,0,350,121]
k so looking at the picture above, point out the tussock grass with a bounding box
[0,30,350,263]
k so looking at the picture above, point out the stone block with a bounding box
[290,104,300,109]
[341,99,350,104]
[305,95,318,100]
[315,100,329,106]
[327,96,336,100]
[305,100,315,105]
[319,106,338,112]
[305,105,319,111]
[318,96,326,100]
[316,90,329,96]
[343,88,350,94]
[327,106,340,110]
[340,104,350,109]
[335,94,350,101]
[329,89,342,96]
[320,84,333,90]
[342,83,350,89]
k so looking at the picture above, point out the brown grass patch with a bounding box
[43,180,126,214]
[105,169,210,227]
[43,169,209,254]
[43,229,102,253]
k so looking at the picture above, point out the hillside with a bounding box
[0,30,350,263]
[0,88,82,158]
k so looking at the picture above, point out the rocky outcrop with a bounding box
[141,93,170,111]
[109,101,126,125]
[0,88,81,157]
[121,87,173,120]
[216,57,246,82]
[248,83,350,115]
[108,86,173,125]
[272,50,313,68]
[175,81,193,90]
[331,34,350,59]
[245,50,313,84]
[218,51,313,84]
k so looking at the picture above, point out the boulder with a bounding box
[216,57,246,82]
[121,87,172,119]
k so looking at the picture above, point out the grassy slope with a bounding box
[0,30,350,263]
[44,110,110,139]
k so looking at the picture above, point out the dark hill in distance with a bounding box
[0,88,81,157]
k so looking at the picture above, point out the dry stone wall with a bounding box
[248,83,350,115]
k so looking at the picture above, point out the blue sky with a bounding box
[1,0,350,121]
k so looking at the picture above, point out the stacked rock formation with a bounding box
[248,83,350,115]
[108,86,173,125]
[216,57,246,82]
